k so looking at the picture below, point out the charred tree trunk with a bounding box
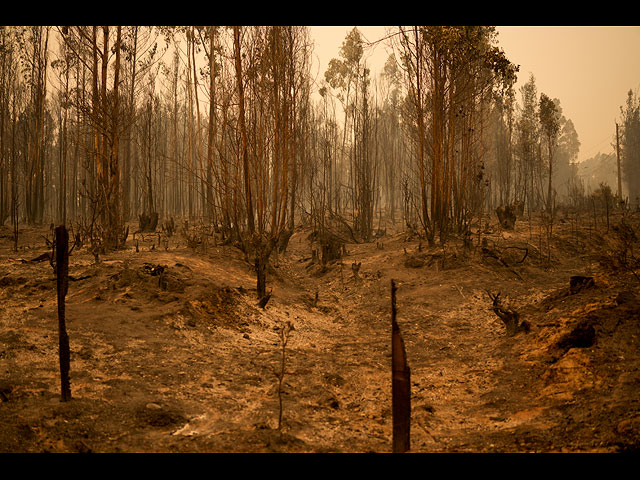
[233,26,255,235]
[55,225,72,402]
[256,254,267,301]
[391,279,411,452]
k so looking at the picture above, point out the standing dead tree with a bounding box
[231,26,310,301]
[393,26,518,244]
[59,26,125,251]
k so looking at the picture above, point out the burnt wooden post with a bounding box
[391,279,410,452]
[55,225,72,402]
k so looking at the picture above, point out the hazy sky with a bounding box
[309,26,640,164]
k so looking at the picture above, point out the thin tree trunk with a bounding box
[56,225,72,402]
[233,26,254,235]
[206,26,217,223]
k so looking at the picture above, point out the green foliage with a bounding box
[324,27,364,92]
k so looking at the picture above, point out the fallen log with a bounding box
[30,252,51,263]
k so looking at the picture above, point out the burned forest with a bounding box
[1,26,639,453]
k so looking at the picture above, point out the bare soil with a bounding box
[1,212,639,453]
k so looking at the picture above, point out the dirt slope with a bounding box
[0,213,639,453]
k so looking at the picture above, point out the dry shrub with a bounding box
[598,220,640,279]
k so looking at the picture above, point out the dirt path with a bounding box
[1,218,639,452]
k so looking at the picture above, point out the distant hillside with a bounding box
[575,152,620,195]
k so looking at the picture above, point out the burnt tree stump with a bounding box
[55,225,72,402]
[555,319,596,351]
[488,291,530,337]
[496,205,517,230]
[391,279,411,453]
[569,275,595,295]
[351,261,361,281]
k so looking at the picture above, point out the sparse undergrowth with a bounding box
[0,211,639,453]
